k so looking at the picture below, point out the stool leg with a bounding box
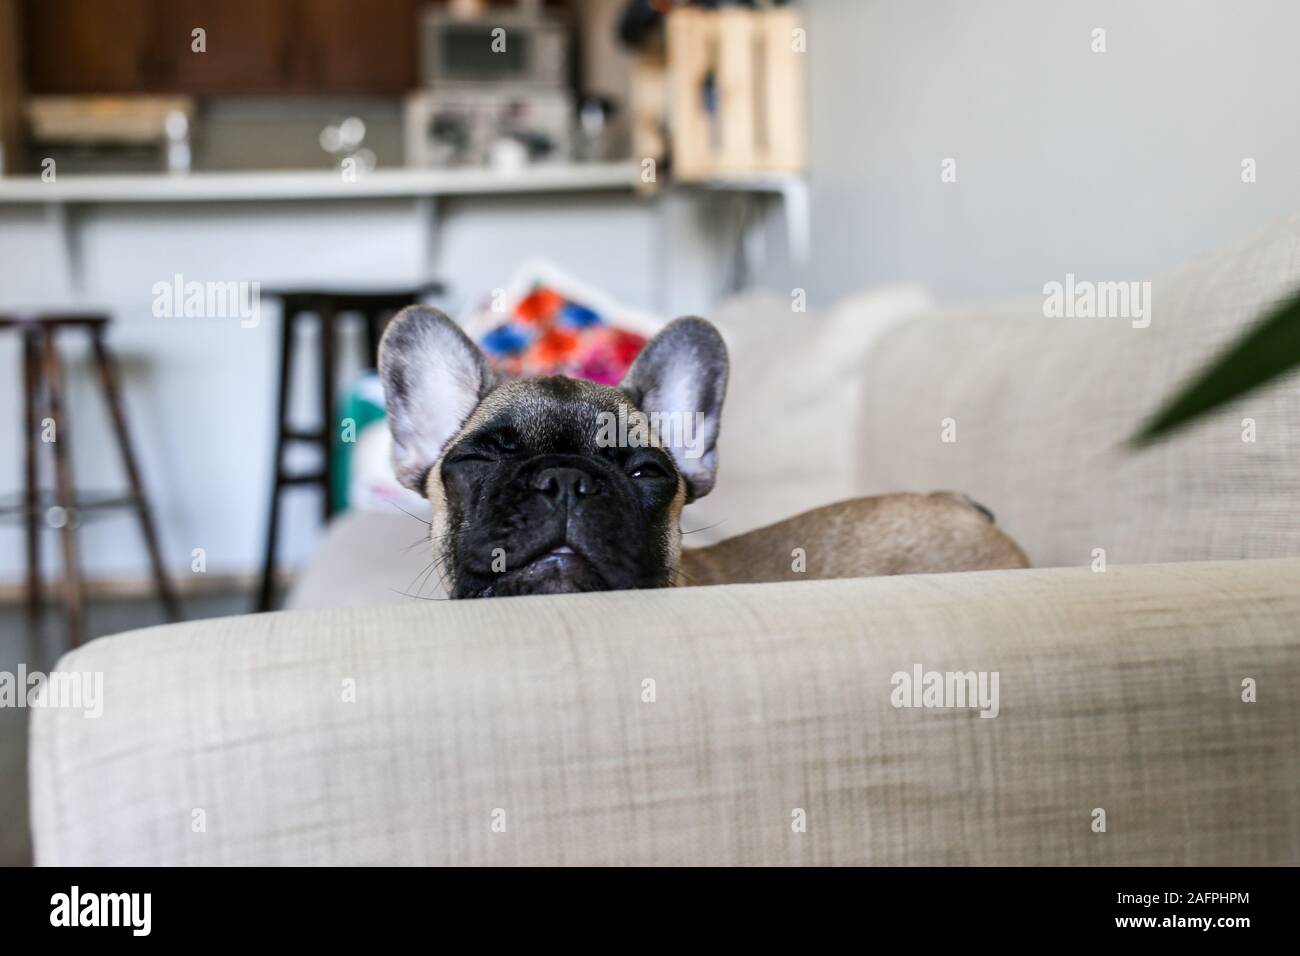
[365,310,385,369]
[90,329,181,623]
[22,329,44,628]
[319,305,336,521]
[257,304,296,612]
[40,329,84,647]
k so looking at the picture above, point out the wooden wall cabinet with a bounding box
[158,0,303,95]
[22,0,421,97]
[24,0,167,94]
[290,0,420,96]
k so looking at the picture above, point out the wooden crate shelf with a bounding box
[666,6,806,182]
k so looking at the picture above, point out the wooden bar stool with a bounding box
[1,313,180,647]
[257,284,442,612]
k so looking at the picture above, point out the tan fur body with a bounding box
[680,493,1030,587]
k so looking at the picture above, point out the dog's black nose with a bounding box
[531,466,602,504]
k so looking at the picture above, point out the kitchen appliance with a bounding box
[418,6,569,90]
[407,4,575,169]
[403,87,573,168]
[25,96,196,174]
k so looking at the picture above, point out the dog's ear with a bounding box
[378,305,496,494]
[620,316,728,500]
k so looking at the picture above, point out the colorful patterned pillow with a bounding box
[463,260,663,385]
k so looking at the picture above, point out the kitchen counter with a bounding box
[0,161,805,295]
[0,161,643,203]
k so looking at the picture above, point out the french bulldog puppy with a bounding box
[378,306,1028,598]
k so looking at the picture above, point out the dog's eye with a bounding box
[446,451,492,466]
[629,462,668,480]
[447,432,517,466]
[491,433,519,453]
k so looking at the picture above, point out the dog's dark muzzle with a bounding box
[530,465,605,507]
[452,453,646,597]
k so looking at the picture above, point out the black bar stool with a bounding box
[1,312,180,647]
[257,284,443,612]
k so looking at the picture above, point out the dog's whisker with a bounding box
[430,557,458,594]
[421,568,448,599]
[682,519,726,535]
[402,560,436,598]
[413,558,443,599]
[401,535,431,553]
[387,501,431,527]
[386,587,450,602]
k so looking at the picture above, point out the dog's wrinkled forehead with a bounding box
[456,376,631,452]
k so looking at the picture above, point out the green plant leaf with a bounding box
[1129,288,1300,448]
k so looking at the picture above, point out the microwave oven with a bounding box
[419,9,569,90]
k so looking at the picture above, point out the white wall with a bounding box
[798,0,1300,305]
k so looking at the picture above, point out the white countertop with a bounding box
[0,161,643,203]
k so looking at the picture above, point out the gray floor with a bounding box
[0,591,254,866]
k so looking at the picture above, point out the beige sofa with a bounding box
[29,215,1300,865]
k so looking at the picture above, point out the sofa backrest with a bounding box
[691,214,1300,568]
[854,213,1300,567]
[683,283,933,545]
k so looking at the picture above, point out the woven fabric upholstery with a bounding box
[853,215,1300,567]
[31,559,1300,865]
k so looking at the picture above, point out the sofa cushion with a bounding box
[853,213,1300,567]
[682,283,932,545]
[285,510,442,609]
